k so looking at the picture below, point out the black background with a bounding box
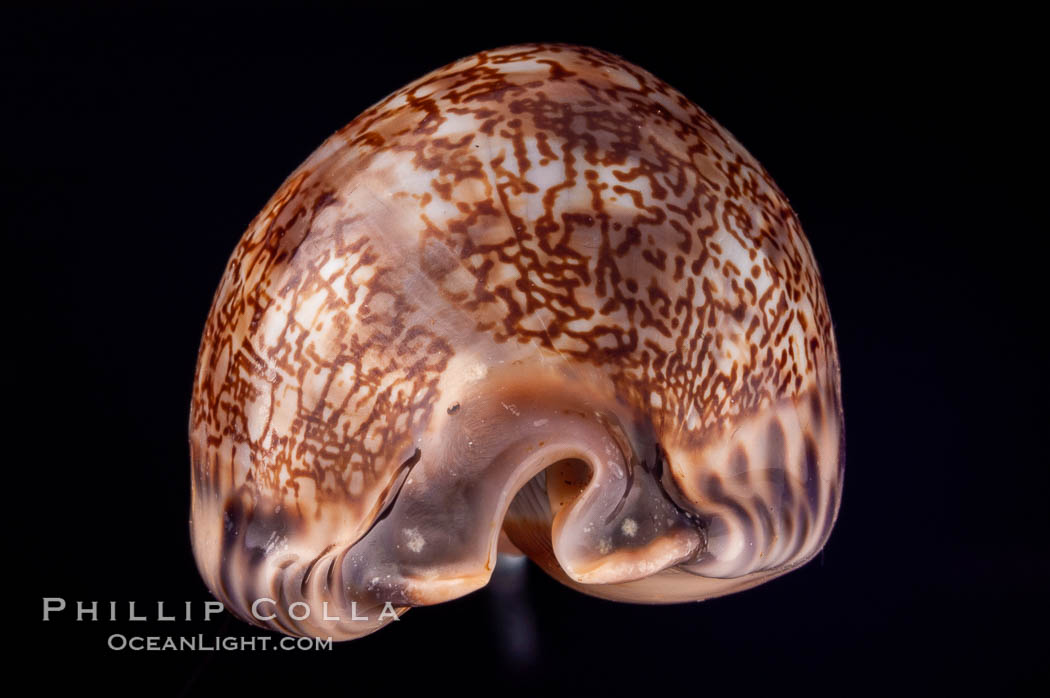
[7,4,1046,695]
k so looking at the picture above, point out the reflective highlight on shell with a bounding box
[189,43,845,640]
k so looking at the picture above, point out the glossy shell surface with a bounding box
[190,43,844,640]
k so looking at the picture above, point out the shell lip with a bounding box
[559,528,703,585]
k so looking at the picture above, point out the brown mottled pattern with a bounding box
[189,43,844,640]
